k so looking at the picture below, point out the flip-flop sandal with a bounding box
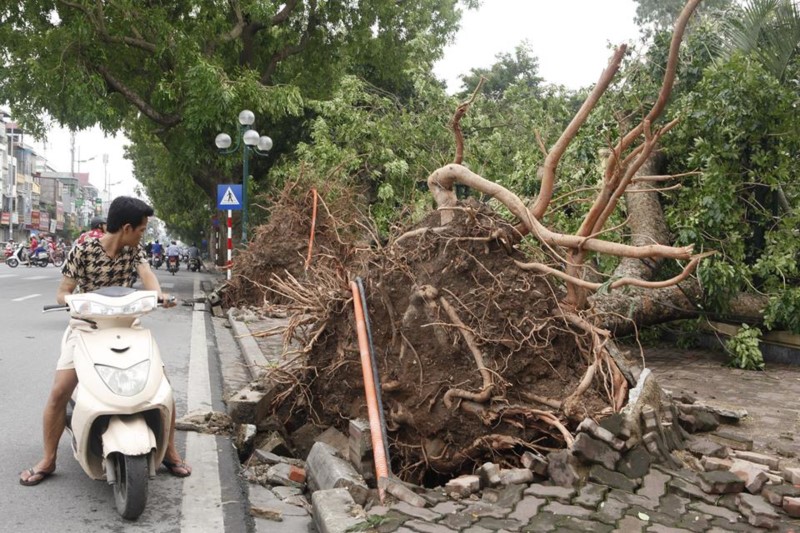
[19,468,54,486]
[162,460,192,478]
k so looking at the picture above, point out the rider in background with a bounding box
[151,239,163,258]
[186,242,201,271]
[166,240,181,268]
[75,217,106,246]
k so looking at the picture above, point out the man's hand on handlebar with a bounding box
[159,294,177,308]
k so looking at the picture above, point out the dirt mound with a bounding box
[266,198,611,485]
[222,179,367,308]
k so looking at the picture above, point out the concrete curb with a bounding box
[227,309,268,380]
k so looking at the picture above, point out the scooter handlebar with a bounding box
[42,296,175,313]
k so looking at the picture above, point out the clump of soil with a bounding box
[256,195,612,485]
[222,179,368,308]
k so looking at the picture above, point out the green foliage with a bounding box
[633,0,734,30]
[266,74,456,235]
[0,0,468,236]
[724,324,765,370]
[720,0,800,81]
[458,43,544,99]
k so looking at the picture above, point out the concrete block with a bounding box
[520,450,548,477]
[700,456,732,472]
[444,475,480,498]
[316,426,349,458]
[312,488,366,533]
[478,462,501,488]
[547,449,585,488]
[227,384,277,424]
[379,477,428,507]
[729,459,768,494]
[698,470,745,495]
[784,466,800,484]
[349,418,373,459]
[731,450,780,470]
[571,433,620,470]
[710,431,754,451]
[762,483,800,506]
[783,496,800,518]
[306,441,369,504]
[254,431,291,457]
[737,492,780,529]
[498,468,534,486]
[577,418,625,451]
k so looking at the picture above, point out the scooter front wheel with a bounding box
[112,453,149,520]
[6,257,18,268]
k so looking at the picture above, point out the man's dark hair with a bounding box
[106,196,154,233]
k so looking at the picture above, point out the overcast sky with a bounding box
[32,1,641,198]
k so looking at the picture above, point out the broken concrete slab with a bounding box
[729,459,768,494]
[736,492,780,529]
[227,384,277,425]
[379,477,428,508]
[698,470,745,495]
[444,475,481,498]
[311,488,366,533]
[731,450,780,470]
[306,442,369,505]
[571,433,621,471]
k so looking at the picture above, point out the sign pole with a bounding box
[217,183,243,281]
[227,209,232,281]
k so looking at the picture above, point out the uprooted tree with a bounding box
[231,0,715,483]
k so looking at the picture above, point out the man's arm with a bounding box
[137,262,176,307]
[56,276,78,305]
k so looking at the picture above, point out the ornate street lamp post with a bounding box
[214,110,273,244]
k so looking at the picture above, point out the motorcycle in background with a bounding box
[167,256,179,275]
[6,243,49,268]
[187,257,202,272]
[150,253,163,269]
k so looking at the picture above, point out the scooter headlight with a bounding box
[95,360,151,396]
[69,295,157,317]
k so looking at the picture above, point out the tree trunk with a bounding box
[590,154,768,335]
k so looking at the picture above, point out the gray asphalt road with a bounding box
[0,262,249,532]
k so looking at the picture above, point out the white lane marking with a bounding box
[12,293,41,302]
[181,277,223,531]
[160,282,175,289]
[23,276,50,280]
[0,274,18,278]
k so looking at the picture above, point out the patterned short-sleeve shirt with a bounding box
[62,239,148,292]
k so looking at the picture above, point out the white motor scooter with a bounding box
[45,287,174,520]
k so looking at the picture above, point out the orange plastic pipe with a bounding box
[350,281,390,500]
[304,188,318,271]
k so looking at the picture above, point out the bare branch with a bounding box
[515,251,714,292]
[97,65,181,127]
[452,77,485,165]
[530,45,627,219]
[427,164,693,260]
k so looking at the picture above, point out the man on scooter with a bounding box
[19,196,192,486]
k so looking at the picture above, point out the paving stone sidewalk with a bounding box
[231,314,800,532]
[646,347,800,460]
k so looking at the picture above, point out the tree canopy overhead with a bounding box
[0,0,474,232]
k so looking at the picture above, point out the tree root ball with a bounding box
[270,200,625,485]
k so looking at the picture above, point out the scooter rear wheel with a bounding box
[112,453,149,520]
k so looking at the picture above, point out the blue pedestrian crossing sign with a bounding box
[217,184,243,210]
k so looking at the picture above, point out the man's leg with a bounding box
[20,369,78,484]
[162,398,192,477]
